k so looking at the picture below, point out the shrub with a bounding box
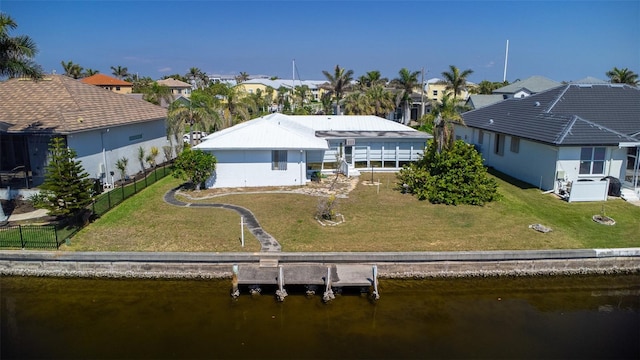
[397,140,499,205]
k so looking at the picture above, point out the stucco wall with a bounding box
[206,149,307,188]
[67,119,170,185]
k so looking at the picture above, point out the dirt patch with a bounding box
[1,198,37,215]
[179,174,360,200]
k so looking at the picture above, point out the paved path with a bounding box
[163,187,281,252]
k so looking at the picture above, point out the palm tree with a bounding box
[321,64,354,114]
[111,65,129,80]
[235,71,250,84]
[61,60,83,79]
[366,84,396,118]
[428,93,467,153]
[390,68,420,125]
[186,67,208,89]
[357,70,387,89]
[0,13,43,79]
[83,68,99,77]
[441,65,474,100]
[606,67,639,85]
[293,84,310,109]
[168,91,222,146]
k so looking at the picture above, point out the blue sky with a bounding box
[1,0,638,83]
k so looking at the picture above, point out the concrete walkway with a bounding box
[163,187,281,252]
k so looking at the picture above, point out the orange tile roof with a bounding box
[0,75,166,134]
[80,73,132,86]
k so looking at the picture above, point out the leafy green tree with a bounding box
[111,65,129,80]
[441,65,474,99]
[321,64,354,114]
[172,148,217,190]
[142,81,173,105]
[38,137,94,221]
[61,60,83,79]
[397,140,498,205]
[605,67,639,85]
[390,68,420,125]
[0,13,43,79]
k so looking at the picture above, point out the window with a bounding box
[432,90,438,96]
[579,147,605,174]
[129,134,142,141]
[272,150,287,170]
[494,134,505,156]
[116,86,121,91]
[510,137,520,153]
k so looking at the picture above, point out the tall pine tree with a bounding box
[39,137,93,221]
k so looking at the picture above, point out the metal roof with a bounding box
[493,75,561,94]
[462,84,640,146]
[195,113,430,150]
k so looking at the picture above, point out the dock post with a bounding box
[231,264,240,299]
[370,265,380,300]
[240,216,244,247]
[322,266,335,302]
[275,265,287,302]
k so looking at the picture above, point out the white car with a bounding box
[183,131,208,143]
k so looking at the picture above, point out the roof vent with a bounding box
[489,119,494,124]
[534,101,541,107]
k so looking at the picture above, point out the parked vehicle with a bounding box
[183,131,208,143]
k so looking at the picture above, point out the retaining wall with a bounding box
[1,249,639,279]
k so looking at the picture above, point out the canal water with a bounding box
[1,274,639,359]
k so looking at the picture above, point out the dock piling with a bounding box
[231,264,240,299]
[275,265,287,302]
[370,265,380,300]
[322,266,335,302]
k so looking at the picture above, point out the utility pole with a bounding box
[421,67,425,119]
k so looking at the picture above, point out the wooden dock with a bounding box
[231,262,379,301]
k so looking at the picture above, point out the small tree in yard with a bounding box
[137,146,146,172]
[172,148,216,190]
[115,157,128,183]
[397,140,499,205]
[38,137,94,222]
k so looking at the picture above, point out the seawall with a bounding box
[1,249,639,279]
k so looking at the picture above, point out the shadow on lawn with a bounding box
[487,167,538,190]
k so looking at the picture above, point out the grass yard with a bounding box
[66,171,640,252]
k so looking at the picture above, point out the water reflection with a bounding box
[2,275,639,359]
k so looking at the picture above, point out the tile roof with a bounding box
[462,84,640,146]
[467,94,504,109]
[493,75,561,94]
[0,75,167,134]
[80,73,132,86]
[157,78,192,88]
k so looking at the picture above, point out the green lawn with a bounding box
[65,172,640,252]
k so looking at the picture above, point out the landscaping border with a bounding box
[1,249,639,279]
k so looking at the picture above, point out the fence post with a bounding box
[144,171,148,188]
[107,189,111,209]
[134,178,137,193]
[121,182,124,200]
[19,225,25,248]
[154,168,157,182]
[54,225,59,248]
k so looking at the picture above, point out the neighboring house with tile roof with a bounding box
[194,113,430,188]
[466,94,504,110]
[492,75,561,99]
[0,75,169,194]
[80,73,133,94]
[156,77,192,98]
[455,83,640,202]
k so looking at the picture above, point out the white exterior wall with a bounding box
[556,146,626,182]
[205,149,306,188]
[456,125,628,191]
[67,119,169,185]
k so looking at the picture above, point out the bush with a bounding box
[397,140,499,205]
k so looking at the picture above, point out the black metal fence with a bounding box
[0,224,60,249]
[1,165,172,249]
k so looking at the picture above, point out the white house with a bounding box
[455,83,640,202]
[0,75,169,197]
[194,113,431,188]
